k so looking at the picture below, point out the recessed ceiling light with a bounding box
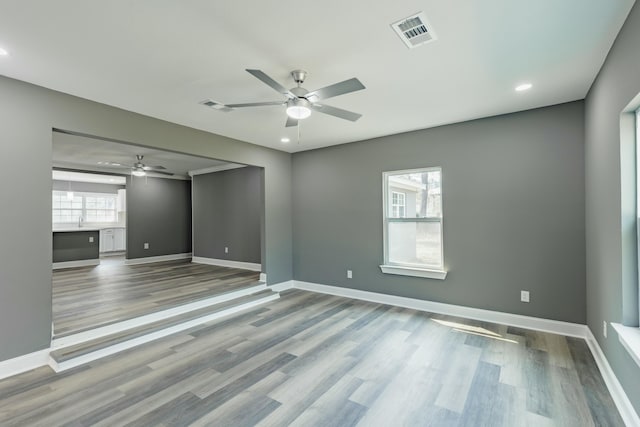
[281,137,290,143]
[515,83,532,92]
[0,48,8,56]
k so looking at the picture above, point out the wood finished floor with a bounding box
[52,260,260,336]
[1,290,623,426]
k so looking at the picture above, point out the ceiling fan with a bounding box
[100,155,174,177]
[212,69,366,127]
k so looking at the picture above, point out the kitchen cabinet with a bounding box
[100,227,126,252]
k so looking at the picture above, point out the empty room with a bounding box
[1,1,640,426]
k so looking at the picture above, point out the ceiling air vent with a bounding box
[200,99,232,112]
[391,12,437,49]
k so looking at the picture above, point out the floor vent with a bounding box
[391,12,437,49]
[200,99,232,112]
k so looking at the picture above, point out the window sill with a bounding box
[379,265,447,280]
[611,323,640,368]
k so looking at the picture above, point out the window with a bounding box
[391,191,406,218]
[52,191,118,224]
[380,167,446,280]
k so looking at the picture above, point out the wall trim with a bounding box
[585,329,640,427]
[269,280,294,292]
[259,273,267,283]
[52,259,100,270]
[124,252,192,265]
[192,256,261,272]
[0,349,50,381]
[293,280,587,337]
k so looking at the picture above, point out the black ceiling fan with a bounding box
[208,69,366,127]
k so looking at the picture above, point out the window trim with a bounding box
[380,167,447,280]
[52,190,119,225]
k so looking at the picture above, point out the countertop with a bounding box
[53,228,101,232]
[53,226,126,233]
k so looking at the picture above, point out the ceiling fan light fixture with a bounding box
[132,168,146,177]
[286,98,311,120]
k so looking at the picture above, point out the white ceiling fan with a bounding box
[204,69,366,127]
[100,155,174,177]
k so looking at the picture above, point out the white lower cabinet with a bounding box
[100,228,126,252]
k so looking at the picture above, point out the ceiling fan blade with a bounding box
[226,101,286,108]
[311,104,362,122]
[246,69,295,98]
[103,162,133,168]
[143,169,174,176]
[305,78,365,102]
[285,116,298,127]
[142,165,167,171]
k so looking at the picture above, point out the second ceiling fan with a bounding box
[220,69,365,127]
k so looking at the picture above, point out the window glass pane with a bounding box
[388,170,441,218]
[388,221,442,268]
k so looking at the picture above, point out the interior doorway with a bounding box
[51,129,266,338]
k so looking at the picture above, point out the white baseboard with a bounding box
[0,349,50,380]
[192,256,261,272]
[585,330,640,427]
[124,253,192,265]
[53,259,100,270]
[288,279,639,426]
[293,281,587,338]
[270,280,294,292]
[260,273,267,283]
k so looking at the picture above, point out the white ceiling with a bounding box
[52,131,238,178]
[0,1,635,153]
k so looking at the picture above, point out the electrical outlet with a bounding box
[89,236,94,243]
[347,270,353,279]
[225,247,229,254]
[144,243,149,249]
[520,290,530,303]
[603,321,607,338]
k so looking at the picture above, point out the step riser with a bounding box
[50,294,279,372]
[52,283,267,349]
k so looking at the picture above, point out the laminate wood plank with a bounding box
[0,290,624,426]
[52,260,260,336]
[433,343,483,413]
[567,336,625,426]
[288,375,366,427]
[458,361,514,427]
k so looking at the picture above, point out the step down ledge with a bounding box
[52,283,267,349]
[49,292,279,372]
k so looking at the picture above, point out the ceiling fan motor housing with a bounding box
[291,69,307,85]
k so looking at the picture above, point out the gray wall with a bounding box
[126,176,191,259]
[52,179,124,194]
[52,231,100,262]
[293,101,586,323]
[193,167,262,264]
[0,74,292,362]
[585,1,640,415]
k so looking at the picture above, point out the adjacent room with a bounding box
[1,1,640,426]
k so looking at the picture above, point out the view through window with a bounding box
[383,167,443,270]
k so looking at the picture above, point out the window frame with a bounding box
[380,167,447,280]
[52,191,119,225]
